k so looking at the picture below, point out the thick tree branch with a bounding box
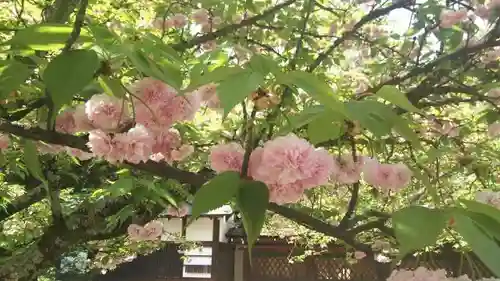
[171,0,298,51]
[0,121,381,252]
[268,203,372,253]
[0,185,43,222]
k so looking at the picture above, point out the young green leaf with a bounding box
[191,171,241,220]
[99,77,125,98]
[307,113,344,145]
[460,199,500,226]
[186,66,245,92]
[217,70,264,114]
[277,71,347,116]
[23,140,47,187]
[43,50,100,109]
[375,85,421,113]
[0,60,33,99]
[277,105,326,136]
[237,180,269,255]
[249,54,280,76]
[453,213,500,276]
[392,206,447,256]
[9,24,92,51]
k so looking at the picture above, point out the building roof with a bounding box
[159,204,233,218]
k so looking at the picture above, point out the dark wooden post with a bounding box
[211,217,221,281]
[181,217,187,237]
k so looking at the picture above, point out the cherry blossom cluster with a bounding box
[476,190,500,209]
[388,267,498,281]
[209,134,413,204]
[166,203,190,217]
[52,77,224,164]
[151,8,241,51]
[0,133,10,151]
[127,220,164,241]
[440,1,500,28]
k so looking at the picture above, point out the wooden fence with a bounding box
[93,243,494,281]
[244,246,493,281]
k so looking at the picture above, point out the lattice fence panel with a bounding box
[314,258,354,280]
[252,256,296,279]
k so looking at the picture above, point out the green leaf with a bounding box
[217,69,264,114]
[345,101,392,137]
[98,76,125,98]
[43,50,100,109]
[191,171,241,220]
[9,24,92,51]
[108,177,134,197]
[277,71,347,116]
[392,116,422,149]
[186,66,245,92]
[23,140,47,187]
[307,112,344,145]
[453,213,500,276]
[277,105,326,136]
[375,85,421,113]
[392,206,447,255]
[236,180,269,253]
[460,199,500,226]
[249,54,280,76]
[0,60,33,98]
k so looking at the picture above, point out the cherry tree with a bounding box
[1,0,500,280]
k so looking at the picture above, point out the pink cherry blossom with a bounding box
[488,123,500,138]
[0,133,9,150]
[354,251,366,260]
[267,182,307,205]
[331,154,363,184]
[389,163,413,190]
[475,5,490,19]
[132,78,201,129]
[127,224,148,241]
[143,220,164,240]
[55,108,78,134]
[248,134,334,204]
[130,77,178,105]
[65,147,93,161]
[171,144,194,162]
[251,134,332,186]
[387,267,448,281]
[440,9,468,28]
[192,9,210,25]
[121,125,154,164]
[85,94,130,131]
[197,83,220,109]
[150,128,182,163]
[87,129,128,164]
[171,13,187,28]
[209,142,244,173]
[167,203,190,217]
[362,159,412,192]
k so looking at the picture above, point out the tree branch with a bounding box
[171,0,298,51]
[308,0,409,72]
